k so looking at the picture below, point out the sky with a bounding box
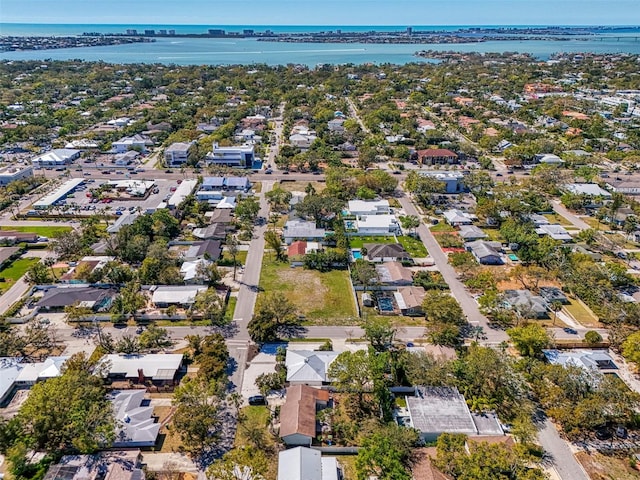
[1,0,639,25]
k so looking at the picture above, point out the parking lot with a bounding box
[33,178,181,216]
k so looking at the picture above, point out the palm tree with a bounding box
[550,301,563,326]
[44,256,57,280]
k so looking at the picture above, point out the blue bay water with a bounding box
[1,24,640,65]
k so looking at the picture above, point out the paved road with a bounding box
[397,191,508,345]
[0,250,53,315]
[266,102,285,172]
[538,418,589,480]
[232,180,275,335]
[551,200,591,231]
[346,97,370,134]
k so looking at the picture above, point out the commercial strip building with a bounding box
[32,178,84,210]
[167,179,197,208]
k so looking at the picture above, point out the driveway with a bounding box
[397,191,508,345]
[538,418,589,480]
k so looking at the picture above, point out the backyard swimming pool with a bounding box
[378,297,394,312]
[352,250,362,260]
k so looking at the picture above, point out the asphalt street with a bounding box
[397,191,508,345]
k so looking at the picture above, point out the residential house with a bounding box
[184,240,223,262]
[206,208,234,224]
[403,386,503,443]
[14,356,70,387]
[107,211,140,234]
[503,289,548,318]
[112,134,153,154]
[286,350,339,386]
[543,349,616,372]
[0,165,34,185]
[354,214,401,235]
[277,447,339,480]
[394,286,427,316]
[327,118,345,133]
[605,179,640,195]
[0,356,69,405]
[151,285,207,307]
[200,176,225,191]
[443,209,474,226]
[224,176,252,191]
[539,286,569,305]
[31,148,80,168]
[101,353,184,384]
[192,223,231,240]
[364,243,410,263]
[565,183,611,199]
[376,262,413,286]
[164,142,195,167]
[36,286,116,312]
[465,241,503,265]
[180,259,211,284]
[279,385,330,446]
[535,224,572,242]
[0,247,21,269]
[283,220,327,245]
[44,451,145,480]
[0,231,37,244]
[234,128,262,143]
[414,149,458,165]
[205,142,256,168]
[419,171,466,194]
[458,225,488,241]
[526,213,550,227]
[535,153,564,166]
[347,199,390,216]
[109,390,160,448]
[287,240,320,266]
[113,150,139,166]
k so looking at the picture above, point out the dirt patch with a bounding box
[277,268,328,311]
[575,451,640,480]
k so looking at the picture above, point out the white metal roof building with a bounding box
[285,350,339,386]
[33,178,84,210]
[109,390,160,448]
[167,179,197,208]
[277,447,338,480]
[101,354,184,381]
[151,285,207,306]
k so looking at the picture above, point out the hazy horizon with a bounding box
[2,0,640,26]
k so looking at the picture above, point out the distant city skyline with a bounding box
[2,0,640,26]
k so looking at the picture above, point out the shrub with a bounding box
[584,330,603,344]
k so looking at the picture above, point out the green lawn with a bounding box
[543,213,573,227]
[429,222,455,233]
[563,299,601,328]
[260,259,358,325]
[234,406,278,480]
[0,257,39,292]
[397,235,428,257]
[219,250,248,265]
[483,227,504,242]
[0,225,72,237]
[224,296,237,323]
[349,236,396,249]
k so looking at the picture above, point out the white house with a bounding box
[109,390,160,448]
[443,209,474,226]
[112,134,153,154]
[353,215,400,235]
[347,199,390,216]
[283,220,326,245]
[151,285,207,307]
[205,142,256,168]
[285,350,339,386]
[278,447,339,480]
[535,224,572,242]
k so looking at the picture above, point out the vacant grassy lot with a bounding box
[153,405,182,453]
[0,257,39,292]
[260,259,358,324]
[564,299,601,328]
[397,235,428,257]
[429,222,455,233]
[483,227,504,242]
[224,296,237,323]
[349,236,396,249]
[543,213,573,226]
[582,217,610,231]
[278,180,326,193]
[235,406,279,480]
[0,225,72,237]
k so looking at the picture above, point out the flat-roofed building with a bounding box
[0,165,33,185]
[31,149,80,168]
[205,142,256,168]
[164,142,195,167]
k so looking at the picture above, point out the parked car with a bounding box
[563,327,578,335]
[248,395,267,406]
